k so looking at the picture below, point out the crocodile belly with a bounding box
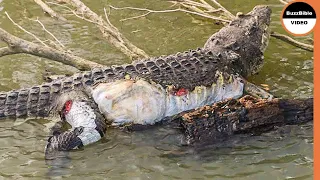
[164,77,244,117]
[91,78,244,125]
[92,79,167,125]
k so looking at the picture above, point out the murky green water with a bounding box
[0,0,313,179]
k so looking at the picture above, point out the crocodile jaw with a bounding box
[92,77,244,125]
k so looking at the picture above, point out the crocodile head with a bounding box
[246,5,272,53]
[204,5,272,77]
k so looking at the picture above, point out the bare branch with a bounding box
[103,7,117,30]
[33,17,65,49]
[0,27,103,70]
[5,11,48,47]
[208,0,235,18]
[34,0,67,21]
[271,32,313,52]
[180,3,212,17]
[171,0,234,20]
[120,12,151,22]
[49,2,103,25]
[279,0,287,4]
[198,0,213,8]
[184,0,205,7]
[279,0,292,5]
[183,0,212,9]
[182,0,222,13]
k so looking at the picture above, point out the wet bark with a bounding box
[180,95,313,144]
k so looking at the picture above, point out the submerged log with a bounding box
[180,95,313,144]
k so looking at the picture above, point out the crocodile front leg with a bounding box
[45,98,107,160]
[242,79,274,100]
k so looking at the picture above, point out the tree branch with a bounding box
[271,32,313,52]
[33,17,65,49]
[172,0,234,20]
[279,0,292,5]
[5,11,48,47]
[34,0,67,21]
[208,0,235,19]
[0,27,102,70]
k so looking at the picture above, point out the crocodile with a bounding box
[0,5,272,159]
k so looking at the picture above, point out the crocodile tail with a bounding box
[0,69,98,120]
[0,83,62,120]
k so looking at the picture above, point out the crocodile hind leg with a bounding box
[45,97,107,160]
[242,79,274,100]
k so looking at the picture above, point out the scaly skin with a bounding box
[0,6,272,158]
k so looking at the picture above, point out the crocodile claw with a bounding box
[45,127,84,160]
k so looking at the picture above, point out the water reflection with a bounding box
[45,153,71,178]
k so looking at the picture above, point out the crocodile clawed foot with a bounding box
[45,127,84,160]
[243,80,274,100]
[45,98,107,160]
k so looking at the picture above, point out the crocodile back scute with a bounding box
[87,48,229,91]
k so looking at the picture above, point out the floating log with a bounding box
[180,95,313,144]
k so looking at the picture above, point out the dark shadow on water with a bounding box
[160,122,313,163]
